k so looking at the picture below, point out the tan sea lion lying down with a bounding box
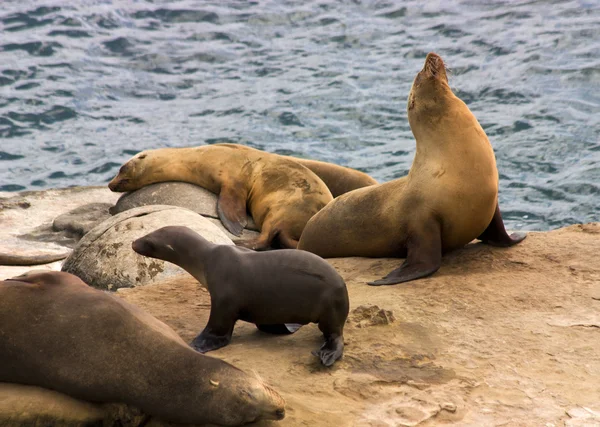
[216,143,378,197]
[109,143,334,250]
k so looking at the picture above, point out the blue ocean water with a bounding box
[0,0,599,231]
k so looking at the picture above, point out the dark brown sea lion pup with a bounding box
[132,226,349,367]
[108,144,333,250]
[298,52,526,286]
[0,271,285,426]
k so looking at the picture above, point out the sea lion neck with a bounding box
[407,53,461,157]
[168,231,215,285]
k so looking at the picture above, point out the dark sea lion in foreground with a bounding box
[298,53,526,286]
[0,271,285,426]
[109,144,333,250]
[133,226,349,367]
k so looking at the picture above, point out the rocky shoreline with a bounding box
[1,186,600,426]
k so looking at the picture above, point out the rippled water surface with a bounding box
[1,0,599,230]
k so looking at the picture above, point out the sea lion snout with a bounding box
[108,176,130,192]
[108,161,135,192]
[275,408,285,420]
[132,237,154,256]
[422,52,447,81]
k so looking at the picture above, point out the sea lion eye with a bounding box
[241,389,257,401]
[138,154,147,160]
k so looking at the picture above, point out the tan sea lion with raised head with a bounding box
[298,53,526,285]
[109,144,333,250]
[0,271,285,426]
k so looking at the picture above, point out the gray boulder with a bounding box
[53,203,113,238]
[62,205,234,291]
[109,182,258,231]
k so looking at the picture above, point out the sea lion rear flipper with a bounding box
[256,323,303,334]
[477,203,526,247]
[368,220,442,286]
[234,226,276,251]
[277,230,299,249]
[217,185,249,236]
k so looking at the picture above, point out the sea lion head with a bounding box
[407,52,452,117]
[133,226,216,286]
[210,370,285,425]
[131,226,183,265]
[108,150,154,192]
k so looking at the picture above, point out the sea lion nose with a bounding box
[275,408,285,420]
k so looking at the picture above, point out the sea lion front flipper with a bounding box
[368,220,442,286]
[190,303,236,353]
[477,203,527,247]
[311,334,344,367]
[256,323,303,334]
[217,184,249,237]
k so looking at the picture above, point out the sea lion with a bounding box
[0,271,285,426]
[213,143,377,197]
[298,52,526,286]
[132,226,349,367]
[108,144,333,250]
[289,157,377,197]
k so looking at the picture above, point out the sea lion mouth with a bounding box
[422,52,447,82]
[108,178,128,192]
